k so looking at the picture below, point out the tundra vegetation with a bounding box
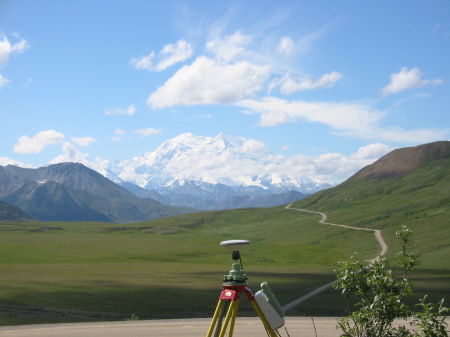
[0,205,448,326]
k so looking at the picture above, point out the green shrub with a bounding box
[334,226,448,337]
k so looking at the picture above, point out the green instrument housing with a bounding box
[223,262,248,286]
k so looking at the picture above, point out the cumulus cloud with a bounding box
[281,143,395,181]
[135,127,164,138]
[0,34,29,88]
[61,142,89,162]
[236,96,449,143]
[278,36,294,55]
[382,67,443,96]
[0,35,28,66]
[237,96,382,129]
[14,130,65,154]
[104,104,137,116]
[270,71,343,94]
[241,139,268,153]
[206,30,251,62]
[350,143,394,160]
[71,136,97,146]
[131,40,193,71]
[0,74,10,88]
[147,56,271,109]
[46,142,91,165]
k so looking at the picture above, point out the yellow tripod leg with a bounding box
[218,299,239,337]
[206,299,225,337]
[227,298,239,337]
[250,300,278,337]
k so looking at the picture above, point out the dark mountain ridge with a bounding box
[0,163,194,223]
[0,200,35,221]
[0,163,128,198]
[122,180,308,210]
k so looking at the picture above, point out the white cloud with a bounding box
[0,35,28,89]
[0,74,10,88]
[47,142,90,165]
[131,40,193,71]
[278,36,294,55]
[147,56,271,109]
[350,143,394,160]
[61,142,89,162]
[366,126,450,143]
[0,35,28,66]
[236,96,449,143]
[281,143,395,181]
[14,130,65,154]
[0,157,33,168]
[104,104,137,116]
[156,40,193,71]
[71,137,97,146]
[241,139,268,153]
[382,67,443,96]
[270,71,343,94]
[135,127,164,138]
[22,78,32,88]
[206,30,251,62]
[131,51,154,71]
[111,128,125,142]
[237,96,382,129]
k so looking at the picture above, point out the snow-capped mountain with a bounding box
[100,132,331,191]
[14,133,334,210]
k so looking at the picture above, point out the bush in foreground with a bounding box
[334,226,448,337]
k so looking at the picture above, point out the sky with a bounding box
[0,0,449,182]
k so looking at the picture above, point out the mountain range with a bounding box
[0,163,194,223]
[0,140,448,225]
[48,133,330,209]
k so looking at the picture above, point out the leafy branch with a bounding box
[334,226,448,337]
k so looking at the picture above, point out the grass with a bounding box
[0,204,448,326]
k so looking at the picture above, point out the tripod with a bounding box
[206,241,284,337]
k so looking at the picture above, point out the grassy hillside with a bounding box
[291,150,450,269]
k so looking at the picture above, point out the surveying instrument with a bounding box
[206,240,286,337]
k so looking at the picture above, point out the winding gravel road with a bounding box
[285,204,388,259]
[282,204,388,312]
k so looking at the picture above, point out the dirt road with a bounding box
[285,204,388,259]
[282,204,389,312]
[0,317,342,337]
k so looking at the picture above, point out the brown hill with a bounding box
[350,141,450,181]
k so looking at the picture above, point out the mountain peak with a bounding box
[114,132,331,193]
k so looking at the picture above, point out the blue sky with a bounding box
[1,0,449,181]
